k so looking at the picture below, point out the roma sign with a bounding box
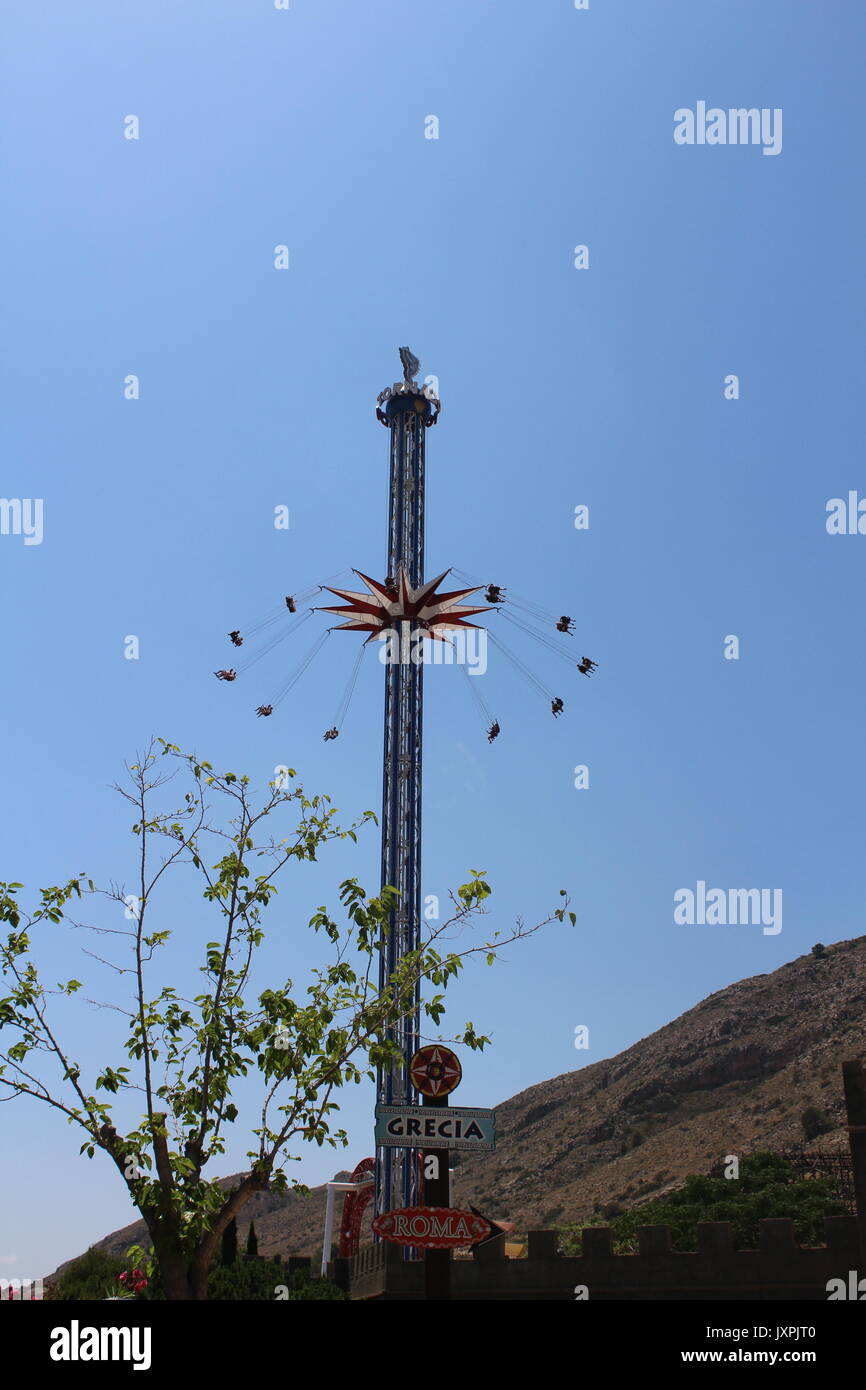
[372,1206,490,1249]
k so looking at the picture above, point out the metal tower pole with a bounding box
[374,372,439,1217]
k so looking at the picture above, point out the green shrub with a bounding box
[801,1106,834,1141]
[558,1152,843,1255]
[50,1247,128,1300]
[50,1246,348,1301]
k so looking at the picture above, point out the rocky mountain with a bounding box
[51,935,865,1275]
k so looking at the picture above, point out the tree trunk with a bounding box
[189,1255,211,1301]
[157,1250,195,1301]
[142,1167,272,1299]
[144,1209,195,1301]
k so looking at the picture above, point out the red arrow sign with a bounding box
[372,1206,491,1249]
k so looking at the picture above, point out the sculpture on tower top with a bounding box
[399,346,421,383]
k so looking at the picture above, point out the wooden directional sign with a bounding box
[410,1044,462,1098]
[372,1206,491,1249]
[375,1104,496,1151]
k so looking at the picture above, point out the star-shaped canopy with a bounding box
[317,567,489,642]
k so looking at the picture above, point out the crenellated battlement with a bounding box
[343,1216,862,1301]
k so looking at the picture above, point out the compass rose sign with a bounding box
[410,1045,462,1099]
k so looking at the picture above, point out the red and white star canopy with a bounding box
[317,567,489,642]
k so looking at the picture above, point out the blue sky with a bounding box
[2,0,865,1277]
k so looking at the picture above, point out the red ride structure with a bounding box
[339,1157,376,1258]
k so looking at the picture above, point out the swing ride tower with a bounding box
[219,349,596,1224]
[316,351,488,1218]
[374,361,435,1217]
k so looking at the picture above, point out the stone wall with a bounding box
[344,1216,861,1301]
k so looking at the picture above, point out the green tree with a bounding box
[207,1255,283,1300]
[558,1152,844,1254]
[220,1217,238,1266]
[49,1247,128,1301]
[280,1267,348,1301]
[51,1246,346,1301]
[245,1221,258,1259]
[0,740,569,1300]
[207,1259,347,1300]
[801,1106,834,1141]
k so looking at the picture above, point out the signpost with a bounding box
[375,1045,497,1299]
[374,1105,496,1151]
[372,1206,490,1249]
[421,1045,467,1301]
[411,1044,463,1099]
